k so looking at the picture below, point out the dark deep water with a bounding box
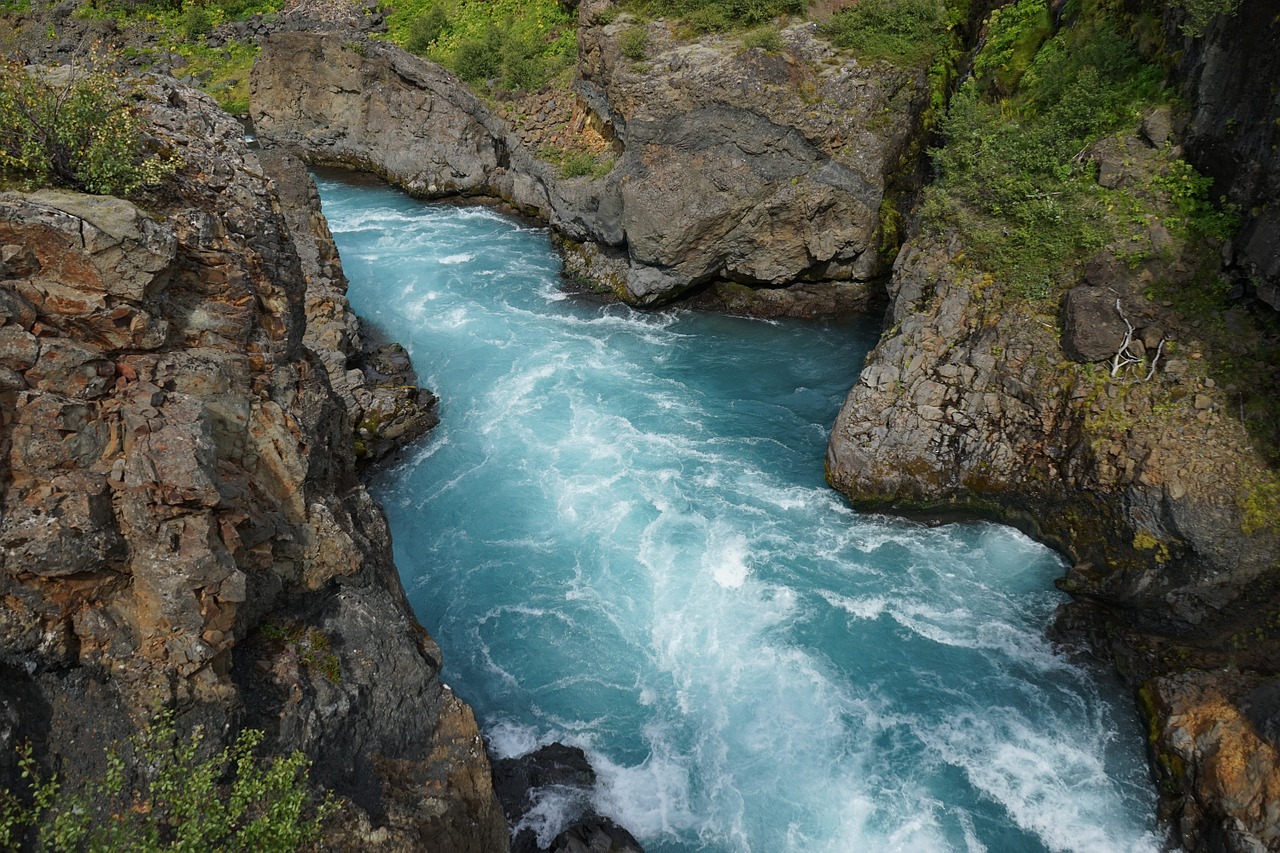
[318,176,1160,853]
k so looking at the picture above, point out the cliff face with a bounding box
[0,77,504,851]
[824,9,1280,848]
[250,7,926,313]
[1170,0,1280,308]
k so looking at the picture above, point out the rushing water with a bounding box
[317,176,1160,853]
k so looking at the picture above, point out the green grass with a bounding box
[741,25,784,52]
[72,0,285,115]
[539,145,616,178]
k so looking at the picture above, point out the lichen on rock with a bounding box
[0,74,504,851]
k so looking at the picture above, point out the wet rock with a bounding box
[493,743,644,853]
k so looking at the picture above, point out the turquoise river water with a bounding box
[317,176,1162,853]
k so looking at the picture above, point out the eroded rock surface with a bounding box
[250,4,925,310]
[826,118,1280,848]
[0,77,504,851]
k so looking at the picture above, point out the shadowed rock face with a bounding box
[1171,0,1280,309]
[0,77,505,851]
[250,12,925,311]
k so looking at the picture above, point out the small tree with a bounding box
[0,61,180,196]
[0,710,335,852]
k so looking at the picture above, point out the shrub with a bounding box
[630,0,804,30]
[0,711,335,851]
[387,0,577,92]
[820,0,948,66]
[0,62,180,196]
[406,5,449,55]
[179,1,214,41]
[1170,0,1242,36]
[453,29,504,82]
[741,26,783,52]
[926,12,1167,299]
[620,24,648,60]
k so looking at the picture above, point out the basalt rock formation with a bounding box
[0,77,504,850]
[249,2,925,312]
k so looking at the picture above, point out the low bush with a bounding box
[406,5,450,55]
[0,62,179,195]
[625,0,805,32]
[620,24,647,59]
[925,3,1170,299]
[819,0,948,66]
[741,26,784,52]
[0,710,334,851]
[386,0,576,93]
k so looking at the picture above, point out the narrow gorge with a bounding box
[1,0,1278,849]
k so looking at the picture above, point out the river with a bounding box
[317,175,1161,853]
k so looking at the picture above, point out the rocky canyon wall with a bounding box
[249,8,927,314]
[0,77,505,851]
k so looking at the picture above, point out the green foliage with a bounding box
[741,26,784,52]
[259,621,341,683]
[0,62,179,195]
[619,24,648,60]
[971,0,1051,95]
[1240,473,1280,535]
[0,711,334,851]
[625,0,805,32]
[1154,158,1239,240]
[406,4,449,55]
[386,0,576,92]
[819,0,949,66]
[452,28,503,82]
[74,0,282,114]
[179,1,214,41]
[925,7,1164,298]
[1169,0,1242,37]
[540,145,616,178]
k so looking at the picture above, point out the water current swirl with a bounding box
[317,175,1161,853]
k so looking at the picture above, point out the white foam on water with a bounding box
[822,591,888,620]
[485,718,541,758]
[318,178,1162,853]
[704,531,750,589]
[916,710,1161,853]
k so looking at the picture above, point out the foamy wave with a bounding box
[437,252,475,265]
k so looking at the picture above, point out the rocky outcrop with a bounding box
[258,149,439,466]
[0,77,505,851]
[1144,672,1280,853]
[491,743,643,853]
[826,115,1280,847]
[249,4,926,311]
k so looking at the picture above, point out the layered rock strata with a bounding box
[0,77,504,850]
[249,4,925,311]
